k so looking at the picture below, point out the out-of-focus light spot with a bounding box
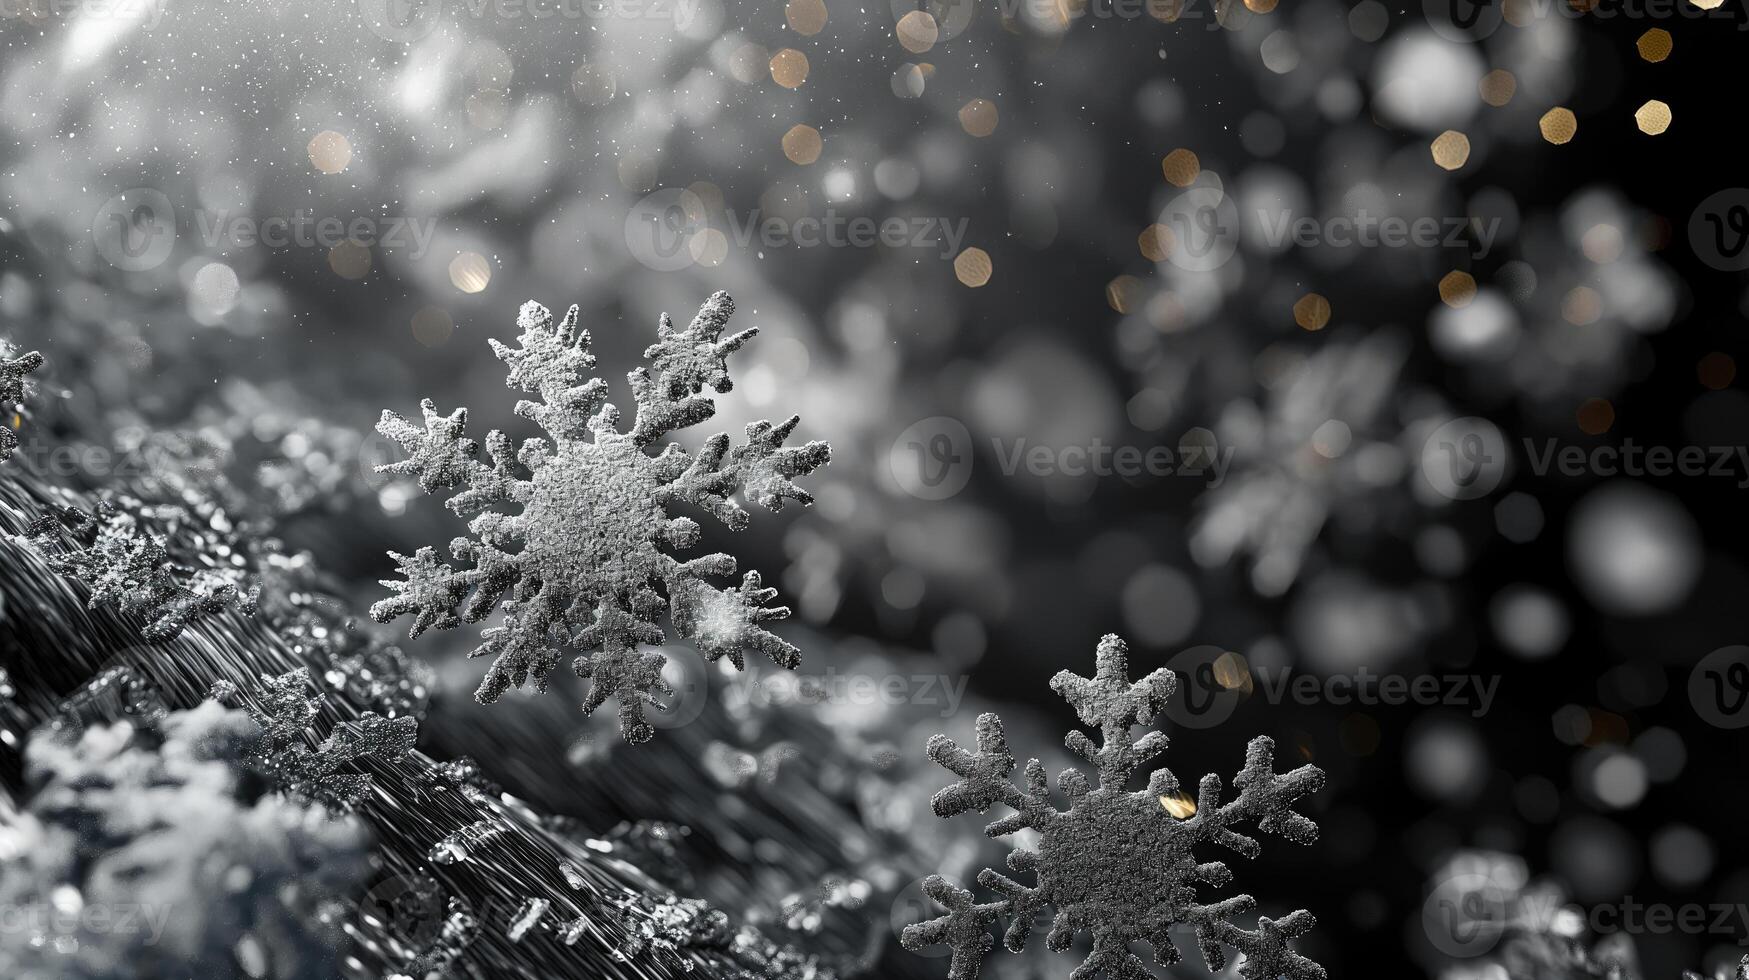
[1591,753,1648,809]
[328,241,371,280]
[1260,31,1299,73]
[1581,223,1624,263]
[1562,285,1603,324]
[729,43,769,83]
[308,131,352,174]
[1430,130,1471,171]
[1121,564,1200,645]
[1636,28,1672,62]
[1698,351,1736,389]
[1405,717,1488,803]
[1651,825,1714,888]
[1138,224,1173,262]
[191,262,240,317]
[1634,99,1672,135]
[786,0,828,34]
[1540,107,1578,144]
[1106,275,1144,313]
[770,48,810,88]
[1245,0,1277,10]
[1495,492,1544,543]
[1147,292,1186,332]
[618,155,658,192]
[1491,585,1569,659]
[891,63,926,98]
[1688,0,1723,9]
[449,252,492,294]
[1212,651,1251,690]
[1567,482,1701,615]
[1161,148,1200,187]
[896,11,939,52]
[1438,270,1477,308]
[689,228,729,267]
[954,248,992,287]
[1159,793,1196,818]
[411,307,454,347]
[874,158,921,198]
[1479,69,1516,107]
[1576,397,1614,435]
[1312,419,1352,458]
[1347,0,1387,41]
[1293,292,1331,330]
[959,99,999,137]
[782,124,823,164]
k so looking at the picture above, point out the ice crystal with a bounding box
[29,499,259,640]
[369,292,829,742]
[0,338,42,463]
[903,634,1326,980]
[213,667,418,810]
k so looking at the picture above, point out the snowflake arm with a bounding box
[370,292,829,742]
[904,634,1327,980]
[0,341,43,462]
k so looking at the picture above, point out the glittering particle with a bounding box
[1576,398,1615,435]
[958,99,998,137]
[449,252,492,294]
[896,11,939,53]
[307,130,352,174]
[1562,286,1603,325]
[328,241,371,280]
[770,48,810,88]
[1479,69,1516,107]
[953,248,992,287]
[1161,148,1200,187]
[1138,224,1173,262]
[1634,99,1672,135]
[1107,275,1144,313]
[1539,107,1578,145]
[1293,293,1332,331]
[1636,28,1672,62]
[787,0,828,34]
[1438,270,1477,308]
[1430,130,1471,171]
[1699,352,1736,390]
[781,124,823,165]
[412,307,455,348]
[571,63,616,104]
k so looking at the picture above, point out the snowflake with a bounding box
[212,667,418,810]
[902,634,1326,980]
[0,339,43,463]
[369,292,829,742]
[29,498,260,640]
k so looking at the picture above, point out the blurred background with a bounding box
[2,0,1748,976]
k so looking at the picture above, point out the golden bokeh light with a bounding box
[896,11,939,53]
[786,0,828,35]
[307,131,352,175]
[1562,285,1603,324]
[1539,107,1578,145]
[1479,69,1516,107]
[1438,270,1477,308]
[1159,793,1196,819]
[782,124,823,164]
[770,48,810,88]
[1244,0,1277,11]
[1636,28,1672,62]
[1106,275,1144,313]
[1634,99,1671,135]
[449,252,493,294]
[1430,130,1471,171]
[411,307,455,348]
[1293,293,1331,331]
[328,241,372,280]
[958,99,999,137]
[1138,224,1174,262]
[1576,397,1615,435]
[1161,148,1200,187]
[954,247,992,287]
[688,228,730,267]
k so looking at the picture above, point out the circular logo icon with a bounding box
[360,0,444,42]
[1422,870,1509,958]
[1158,644,1241,730]
[645,647,710,731]
[1422,0,1503,41]
[888,0,976,43]
[1689,189,1749,273]
[1689,646,1749,730]
[355,428,410,495]
[625,188,709,272]
[1158,187,1240,272]
[889,416,973,501]
[360,874,448,948]
[1420,417,1507,501]
[92,188,176,271]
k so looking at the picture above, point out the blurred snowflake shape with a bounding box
[370,292,829,742]
[903,634,1326,980]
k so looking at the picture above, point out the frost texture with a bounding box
[0,699,370,980]
[0,338,44,462]
[902,634,1327,980]
[213,668,418,811]
[29,499,261,640]
[369,292,829,742]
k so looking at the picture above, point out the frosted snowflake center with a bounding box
[521,439,665,586]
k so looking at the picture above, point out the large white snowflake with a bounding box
[903,634,1326,980]
[370,292,829,743]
